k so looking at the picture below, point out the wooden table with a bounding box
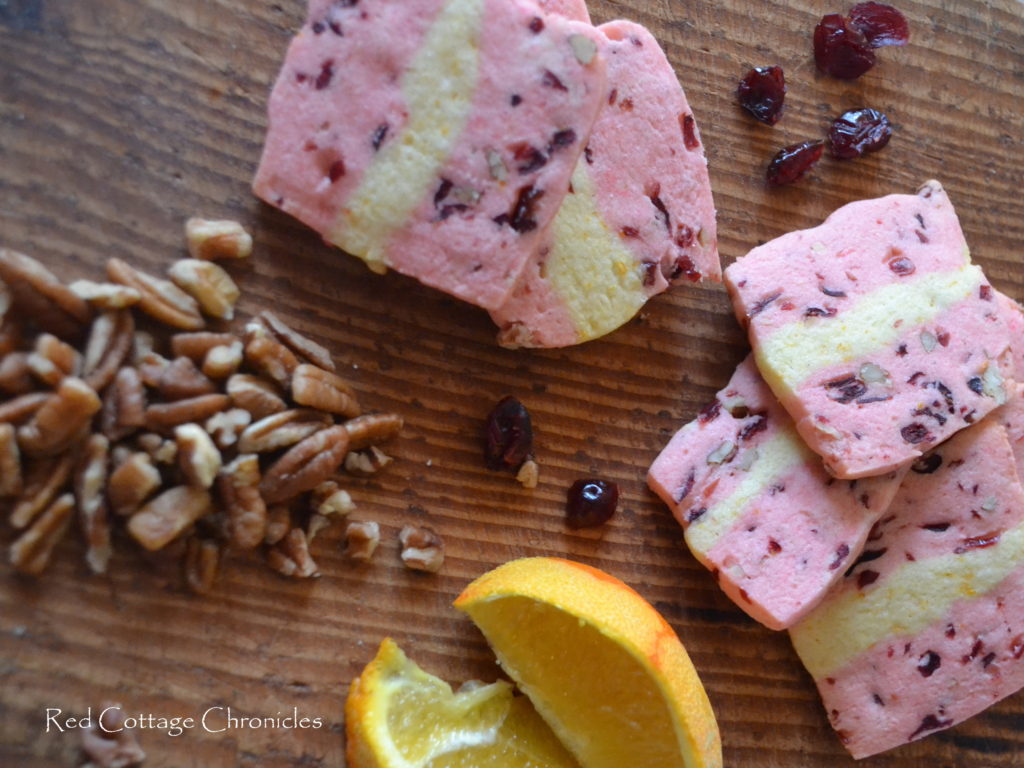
[1,0,1022,765]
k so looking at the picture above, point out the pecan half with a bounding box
[185,218,252,260]
[107,257,204,330]
[127,485,212,551]
[10,452,74,528]
[9,492,74,574]
[184,537,221,594]
[204,408,251,450]
[244,326,299,387]
[265,505,290,545]
[168,259,240,321]
[17,377,100,457]
[292,364,360,418]
[145,393,230,432]
[0,352,35,395]
[108,452,162,516]
[344,446,392,475]
[226,374,286,419]
[259,311,335,371]
[68,279,142,310]
[344,520,380,561]
[175,423,222,488]
[267,528,318,578]
[260,424,350,504]
[171,331,238,362]
[0,423,23,497]
[202,341,243,379]
[81,309,134,391]
[399,525,444,573]
[75,434,112,574]
[237,408,332,454]
[27,333,81,387]
[218,454,267,549]
[0,249,91,339]
[157,357,216,401]
[343,412,403,451]
[0,392,48,424]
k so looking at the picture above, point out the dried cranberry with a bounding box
[649,195,671,232]
[814,14,876,79]
[911,454,942,474]
[327,159,346,183]
[314,59,335,90]
[901,422,929,444]
[680,114,700,150]
[493,185,544,233]
[849,2,909,48]
[548,129,576,152]
[528,16,544,33]
[371,123,389,151]
[766,141,824,186]
[566,479,619,529]
[483,396,533,472]
[828,108,892,159]
[737,66,786,126]
[917,650,941,677]
[542,70,567,91]
[909,713,953,740]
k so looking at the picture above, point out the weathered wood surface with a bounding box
[1,0,1022,765]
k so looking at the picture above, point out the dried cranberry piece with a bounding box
[483,395,533,472]
[849,2,910,48]
[494,185,545,233]
[327,159,346,183]
[528,16,544,33]
[737,66,787,126]
[542,70,567,91]
[901,422,930,444]
[814,14,876,79]
[911,454,942,474]
[548,129,577,152]
[314,59,335,90]
[566,479,619,529]
[828,108,892,159]
[371,123,389,151]
[680,114,700,150]
[766,141,824,186]
[917,650,941,677]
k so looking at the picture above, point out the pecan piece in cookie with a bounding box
[260,424,350,504]
[107,257,204,330]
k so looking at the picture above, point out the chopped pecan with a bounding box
[27,333,81,387]
[137,432,178,465]
[79,702,147,768]
[516,458,540,489]
[204,408,251,450]
[82,310,134,391]
[399,525,444,573]
[75,434,112,574]
[307,512,332,542]
[131,330,157,365]
[260,424,350,504]
[0,352,35,395]
[259,311,336,371]
[184,537,221,594]
[0,392,48,424]
[311,480,356,517]
[0,423,22,497]
[292,364,360,418]
[168,259,240,321]
[157,357,216,401]
[265,505,290,545]
[145,393,230,432]
[10,452,74,528]
[9,492,73,574]
[68,279,142,310]
[344,446,392,475]
[17,377,100,457]
[171,331,238,362]
[0,249,91,339]
[0,279,8,319]
[267,528,318,578]
[108,452,162,516]
[103,367,147,442]
[137,351,171,388]
[218,454,267,549]
[127,485,212,551]
[107,257,204,330]
[226,374,286,419]
[237,408,332,454]
[0,316,21,357]
[244,326,299,387]
[175,423,222,488]
[202,341,243,379]
[185,217,252,260]
[344,520,380,561]
[343,412,403,451]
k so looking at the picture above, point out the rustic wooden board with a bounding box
[1,0,1022,765]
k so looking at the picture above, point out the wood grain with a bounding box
[1,0,1022,765]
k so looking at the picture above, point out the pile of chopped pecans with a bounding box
[0,218,439,593]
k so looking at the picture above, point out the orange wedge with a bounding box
[345,637,581,768]
[454,557,722,768]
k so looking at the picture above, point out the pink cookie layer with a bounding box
[790,421,1024,759]
[253,0,607,311]
[724,181,1014,478]
[490,20,719,348]
[648,356,903,630]
[537,0,590,21]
